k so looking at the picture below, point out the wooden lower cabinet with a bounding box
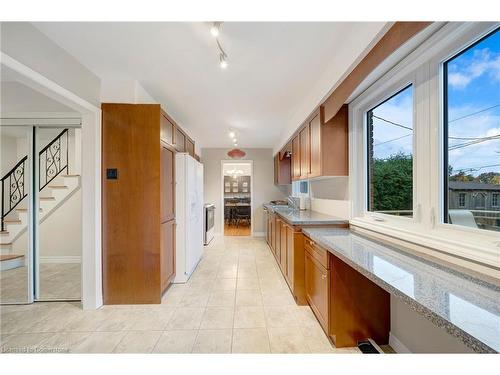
[274,217,281,263]
[264,210,307,305]
[279,221,287,276]
[160,219,176,292]
[305,249,330,332]
[303,235,390,347]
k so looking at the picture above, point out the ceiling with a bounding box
[33,22,387,149]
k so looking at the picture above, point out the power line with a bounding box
[449,135,500,150]
[449,135,500,140]
[449,103,500,123]
[374,134,411,147]
[452,163,500,173]
[372,115,413,130]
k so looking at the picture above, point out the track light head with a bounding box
[219,53,228,69]
[210,22,221,37]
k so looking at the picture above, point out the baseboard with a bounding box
[39,256,81,264]
[389,332,411,353]
[252,231,265,237]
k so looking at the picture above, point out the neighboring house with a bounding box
[448,181,500,211]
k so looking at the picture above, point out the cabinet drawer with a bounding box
[304,237,329,269]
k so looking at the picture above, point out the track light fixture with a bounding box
[210,22,229,70]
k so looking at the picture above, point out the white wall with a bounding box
[390,296,473,353]
[0,134,19,175]
[201,148,287,235]
[100,80,158,104]
[1,22,101,107]
[308,177,351,219]
[13,188,82,261]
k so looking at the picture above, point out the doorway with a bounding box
[0,122,82,304]
[222,161,253,236]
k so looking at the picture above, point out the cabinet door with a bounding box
[269,215,275,253]
[299,125,310,179]
[174,127,186,152]
[309,113,321,178]
[291,135,300,180]
[186,138,195,157]
[161,146,175,223]
[280,222,287,274]
[160,113,174,146]
[286,225,294,288]
[305,251,329,331]
[161,219,176,292]
[274,218,281,262]
[274,154,279,185]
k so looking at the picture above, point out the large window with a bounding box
[367,85,413,217]
[444,27,500,233]
[350,23,499,267]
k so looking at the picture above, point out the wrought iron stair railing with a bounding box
[1,129,69,231]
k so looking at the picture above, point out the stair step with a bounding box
[16,208,43,212]
[40,197,56,201]
[4,220,21,224]
[0,231,9,235]
[0,242,12,246]
[0,254,24,261]
[48,185,68,189]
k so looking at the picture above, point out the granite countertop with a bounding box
[263,204,348,225]
[301,227,500,353]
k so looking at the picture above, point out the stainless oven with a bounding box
[204,204,215,245]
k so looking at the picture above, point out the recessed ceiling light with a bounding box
[233,138,238,143]
[229,131,235,138]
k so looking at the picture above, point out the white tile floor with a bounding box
[1,263,81,302]
[0,236,362,353]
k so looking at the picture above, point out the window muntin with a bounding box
[458,193,466,208]
[367,85,414,217]
[444,28,500,233]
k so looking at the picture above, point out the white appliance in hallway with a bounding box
[174,153,204,283]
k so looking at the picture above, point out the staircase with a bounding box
[0,129,80,269]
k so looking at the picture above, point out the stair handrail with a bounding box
[1,128,69,231]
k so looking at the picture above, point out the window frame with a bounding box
[442,26,500,223]
[366,84,415,217]
[349,22,500,268]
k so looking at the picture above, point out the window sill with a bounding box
[349,217,500,283]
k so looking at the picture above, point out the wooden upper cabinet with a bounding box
[274,152,291,186]
[174,127,186,152]
[299,125,310,179]
[185,138,195,157]
[320,104,348,176]
[291,135,301,181]
[160,112,174,146]
[309,112,321,178]
[290,106,348,181]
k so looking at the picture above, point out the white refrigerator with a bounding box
[173,153,204,283]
